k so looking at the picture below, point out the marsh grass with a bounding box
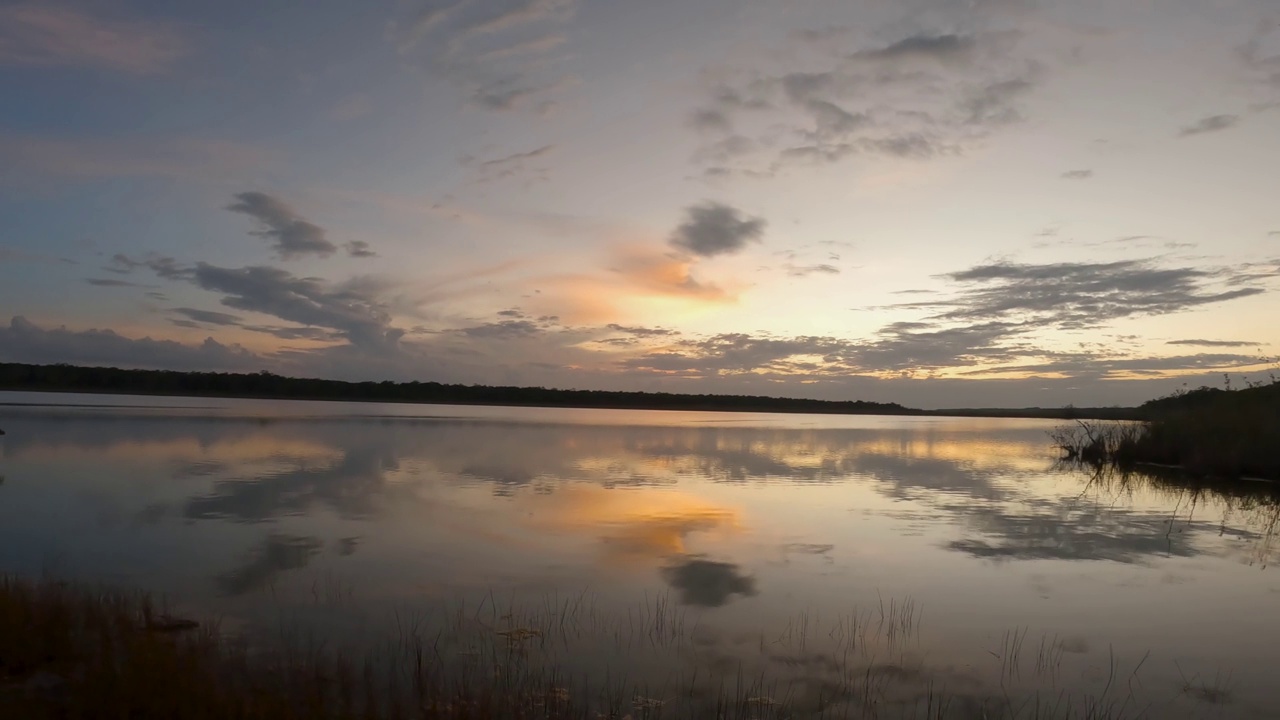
[0,576,1217,719]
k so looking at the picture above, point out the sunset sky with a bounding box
[1,0,1277,408]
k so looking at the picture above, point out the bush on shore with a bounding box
[1052,375,1280,480]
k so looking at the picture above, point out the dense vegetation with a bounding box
[1054,375,1280,480]
[0,362,916,415]
[1133,376,1280,478]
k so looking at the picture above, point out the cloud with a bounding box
[785,263,840,277]
[1166,339,1261,348]
[531,246,736,324]
[173,308,244,326]
[0,316,263,371]
[472,32,566,62]
[689,108,733,133]
[910,259,1269,329]
[392,0,578,113]
[851,33,978,64]
[458,319,545,339]
[226,192,338,260]
[85,278,140,287]
[464,143,555,184]
[105,253,190,280]
[623,333,856,376]
[345,241,377,258]
[1178,114,1240,137]
[0,3,186,74]
[191,264,404,351]
[688,30,1040,173]
[670,202,766,258]
[853,321,1021,373]
[619,253,1274,382]
[692,135,758,165]
[606,324,677,337]
[661,558,757,607]
[1061,169,1093,180]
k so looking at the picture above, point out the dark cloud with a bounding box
[1166,339,1261,348]
[956,352,1263,378]
[803,100,870,139]
[605,324,677,337]
[916,259,1269,329]
[173,307,244,326]
[1178,114,1240,137]
[0,316,263,371]
[852,33,978,63]
[85,278,139,287]
[244,325,341,341]
[624,333,852,376]
[854,321,1021,373]
[670,202,766,258]
[1061,169,1093,180]
[191,263,403,351]
[226,192,338,260]
[661,558,757,607]
[689,107,732,133]
[458,319,544,339]
[105,253,190,280]
[345,241,377,258]
[465,143,555,184]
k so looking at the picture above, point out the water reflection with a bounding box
[217,533,324,596]
[2,400,1279,717]
[661,557,758,606]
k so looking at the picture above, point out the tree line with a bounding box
[0,362,919,415]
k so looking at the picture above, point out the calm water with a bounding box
[2,393,1278,718]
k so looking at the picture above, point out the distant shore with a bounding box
[0,362,1141,420]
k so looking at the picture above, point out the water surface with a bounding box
[2,393,1277,718]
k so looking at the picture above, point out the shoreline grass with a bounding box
[0,573,1237,719]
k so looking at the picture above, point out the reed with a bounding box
[0,576,1191,719]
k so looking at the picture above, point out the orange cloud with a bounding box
[525,245,740,324]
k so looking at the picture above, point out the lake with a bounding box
[1,393,1278,718]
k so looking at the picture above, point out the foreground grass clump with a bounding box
[0,576,587,720]
[0,576,308,719]
[1053,376,1280,480]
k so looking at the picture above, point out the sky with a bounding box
[0,0,1277,409]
